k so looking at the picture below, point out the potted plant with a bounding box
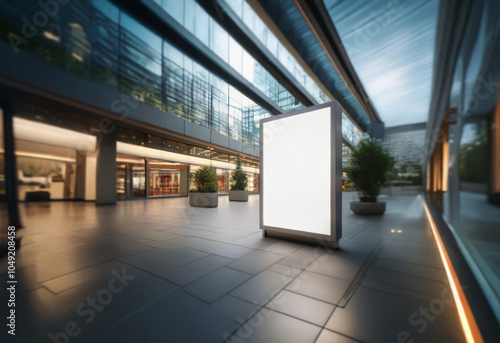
[189,166,219,207]
[344,182,355,192]
[229,154,248,202]
[344,138,394,215]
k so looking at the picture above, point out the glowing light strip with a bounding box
[15,151,76,163]
[14,117,96,152]
[117,142,259,174]
[423,200,483,343]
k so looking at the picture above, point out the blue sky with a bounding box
[325,0,438,127]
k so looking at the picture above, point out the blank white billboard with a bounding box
[260,102,342,246]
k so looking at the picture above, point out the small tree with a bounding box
[230,154,248,191]
[189,166,218,193]
[344,138,395,202]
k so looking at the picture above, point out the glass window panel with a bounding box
[225,0,243,17]
[164,41,184,68]
[211,22,228,62]
[163,0,184,25]
[184,0,195,33]
[229,37,243,74]
[194,3,209,46]
[120,13,162,108]
[89,0,119,89]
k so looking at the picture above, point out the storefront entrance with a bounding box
[148,160,188,197]
[116,154,146,200]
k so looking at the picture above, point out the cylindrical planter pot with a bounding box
[189,192,218,207]
[229,190,248,202]
[350,201,386,215]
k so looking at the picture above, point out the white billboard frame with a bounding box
[260,101,342,249]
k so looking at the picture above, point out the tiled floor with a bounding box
[0,194,465,342]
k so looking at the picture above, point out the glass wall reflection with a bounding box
[0,0,273,147]
[149,160,188,197]
[116,154,146,199]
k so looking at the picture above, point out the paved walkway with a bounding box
[0,194,464,342]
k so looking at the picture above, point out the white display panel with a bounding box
[262,106,332,235]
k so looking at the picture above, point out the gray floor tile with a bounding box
[306,250,365,282]
[119,244,208,269]
[279,246,323,269]
[162,254,232,286]
[325,287,465,343]
[43,261,127,294]
[268,263,303,281]
[286,271,350,305]
[268,290,335,326]
[375,257,447,283]
[228,309,322,343]
[183,267,252,303]
[362,268,452,303]
[228,250,284,274]
[169,236,254,259]
[263,241,304,255]
[232,236,281,249]
[121,290,239,343]
[230,270,290,304]
[315,329,360,343]
[213,295,261,323]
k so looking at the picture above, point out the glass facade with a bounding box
[342,113,362,145]
[154,0,304,113]
[425,0,500,322]
[0,0,280,147]
[0,0,362,150]
[223,0,330,104]
[439,115,500,313]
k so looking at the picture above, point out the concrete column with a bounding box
[180,167,188,195]
[96,134,116,205]
[1,102,21,227]
[145,159,150,198]
[75,151,86,200]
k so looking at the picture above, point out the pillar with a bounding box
[1,101,21,227]
[96,133,116,205]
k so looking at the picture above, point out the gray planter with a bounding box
[350,201,386,215]
[189,192,218,208]
[229,190,248,202]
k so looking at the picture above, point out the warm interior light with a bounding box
[14,117,96,152]
[117,142,258,174]
[43,30,60,42]
[116,158,145,164]
[423,199,483,343]
[15,151,75,163]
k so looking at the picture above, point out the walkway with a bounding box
[0,194,464,342]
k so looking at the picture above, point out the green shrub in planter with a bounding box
[230,154,248,191]
[344,138,394,202]
[189,166,218,193]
